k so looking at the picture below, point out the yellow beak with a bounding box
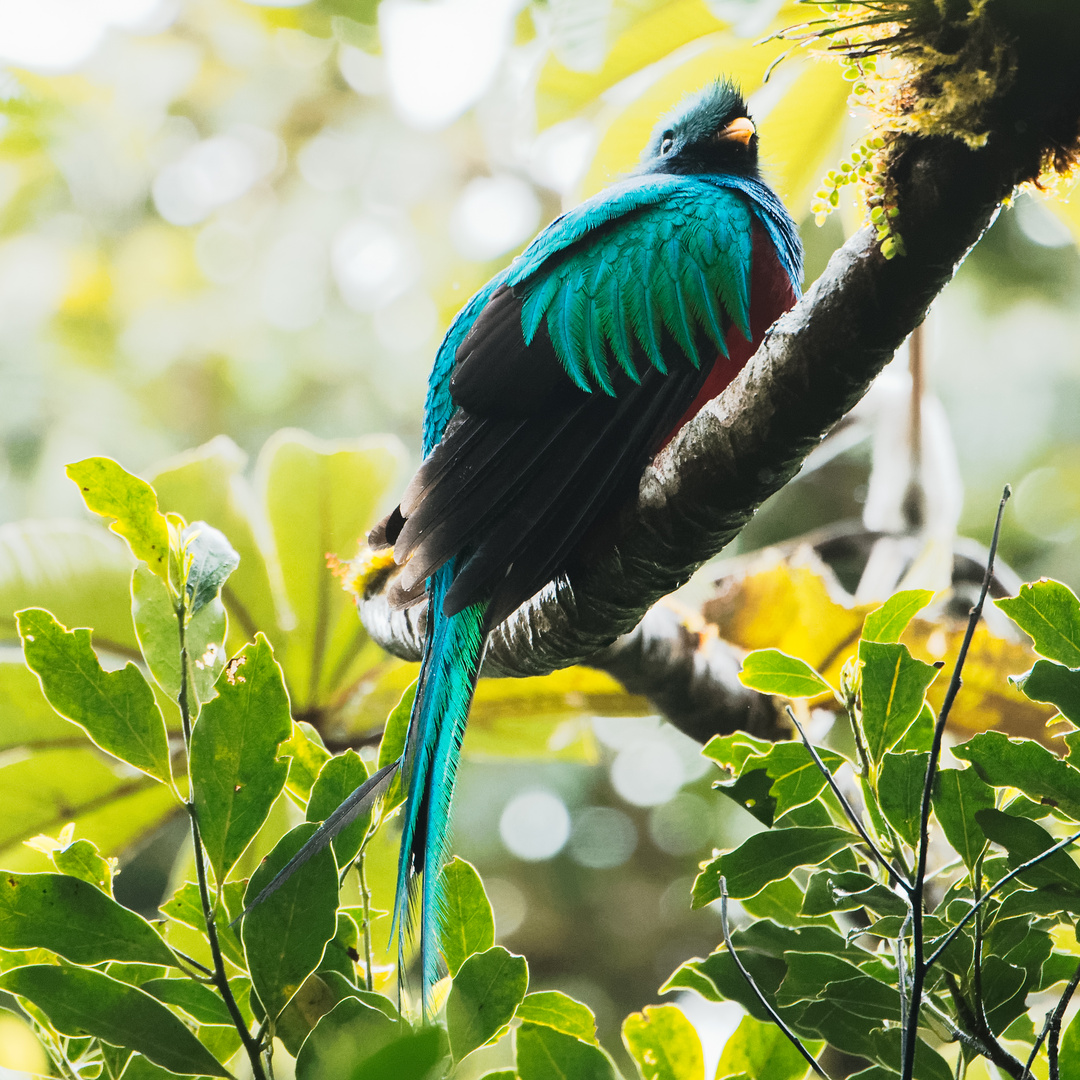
[719,117,756,146]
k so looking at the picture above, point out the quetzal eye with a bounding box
[660,132,675,154]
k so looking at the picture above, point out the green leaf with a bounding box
[738,650,833,699]
[716,768,777,827]
[437,856,495,978]
[954,732,1080,820]
[516,990,597,1044]
[140,977,232,1026]
[742,877,834,928]
[692,827,858,907]
[377,677,416,815]
[159,881,245,969]
[517,1022,618,1080]
[701,732,775,773]
[891,701,934,754]
[877,751,929,847]
[622,1004,703,1080]
[1060,1008,1080,1080]
[282,721,332,804]
[18,608,172,783]
[716,1014,822,1080]
[858,641,939,763]
[190,633,293,882]
[182,521,239,618]
[801,870,908,918]
[932,766,994,870]
[743,743,846,820]
[446,945,528,1061]
[0,520,137,653]
[242,821,340,1020]
[307,749,370,866]
[1015,659,1080,723]
[0,963,227,1076]
[50,838,114,894]
[862,589,935,643]
[66,457,172,583]
[293,996,411,1080]
[0,872,176,967]
[259,431,404,710]
[976,809,1080,893]
[132,565,226,710]
[996,579,1080,666]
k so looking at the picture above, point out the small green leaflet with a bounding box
[862,589,934,643]
[739,650,833,699]
[437,856,495,977]
[67,457,172,583]
[181,521,239,617]
[516,991,597,1044]
[307,750,371,866]
[622,1004,704,1080]
[716,1015,821,1080]
[858,640,938,763]
[932,766,994,871]
[446,946,528,1061]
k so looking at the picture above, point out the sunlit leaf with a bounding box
[517,1022,618,1080]
[692,826,858,906]
[18,608,172,784]
[739,649,833,699]
[141,977,233,1027]
[307,749,370,866]
[622,1003,703,1080]
[877,750,929,847]
[437,856,495,978]
[932,765,994,870]
[189,633,292,882]
[1015,658,1080,723]
[243,821,339,1020]
[66,457,172,584]
[0,963,228,1076]
[716,1014,821,1080]
[447,946,528,1061]
[862,589,935,644]
[858,640,938,763]
[801,870,907,918]
[49,838,114,894]
[181,521,239,618]
[997,579,1080,667]
[516,990,597,1045]
[282,721,332,804]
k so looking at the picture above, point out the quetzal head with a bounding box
[639,78,759,179]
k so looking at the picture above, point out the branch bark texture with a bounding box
[359,132,1034,734]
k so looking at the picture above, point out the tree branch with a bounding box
[360,133,1033,735]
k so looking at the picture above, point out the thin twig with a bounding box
[719,877,830,1080]
[1022,958,1080,1080]
[1047,958,1080,1080]
[787,706,912,891]
[178,602,267,1080]
[901,486,1010,1080]
[359,848,375,993]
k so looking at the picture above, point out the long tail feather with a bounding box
[392,559,488,1013]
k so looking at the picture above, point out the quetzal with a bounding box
[245,78,802,1009]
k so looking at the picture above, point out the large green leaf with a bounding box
[716,1014,821,1080]
[0,963,228,1076]
[446,945,528,1061]
[0,872,176,967]
[954,732,1080,820]
[996,579,1080,666]
[437,856,495,978]
[932,766,994,870]
[739,650,832,699]
[151,436,283,645]
[516,991,597,1045]
[66,457,172,584]
[242,821,339,1020]
[259,430,403,709]
[294,996,406,1080]
[517,1022,618,1080]
[307,749,370,867]
[858,641,938,763]
[0,520,136,652]
[877,751,929,848]
[622,1004,703,1080]
[18,608,172,783]
[189,633,292,882]
[692,827,858,907]
[141,976,233,1027]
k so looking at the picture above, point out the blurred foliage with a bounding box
[1,0,1080,1073]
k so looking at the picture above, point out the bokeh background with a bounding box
[1,0,1079,1074]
